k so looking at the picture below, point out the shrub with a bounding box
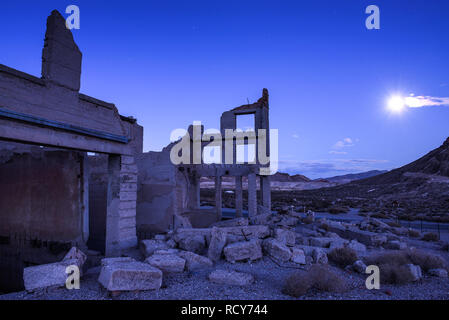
[377,263,416,285]
[407,249,448,272]
[408,229,421,238]
[308,265,348,293]
[364,249,448,284]
[422,232,439,242]
[283,265,347,297]
[364,251,409,267]
[282,272,312,298]
[328,247,358,268]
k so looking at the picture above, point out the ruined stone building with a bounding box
[0,10,273,293]
[0,11,142,292]
[135,90,272,236]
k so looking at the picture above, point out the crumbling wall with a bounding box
[0,142,87,292]
[135,151,177,236]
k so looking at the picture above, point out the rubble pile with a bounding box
[22,207,448,294]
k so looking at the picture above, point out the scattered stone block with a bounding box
[404,264,422,282]
[211,218,248,228]
[262,238,292,262]
[348,240,366,253]
[274,228,296,246]
[312,248,328,264]
[352,260,367,273]
[208,270,254,286]
[223,240,262,263]
[23,259,79,291]
[208,227,227,262]
[145,253,186,273]
[140,240,169,257]
[178,251,213,271]
[178,234,206,254]
[98,258,162,291]
[63,247,87,269]
[291,248,306,264]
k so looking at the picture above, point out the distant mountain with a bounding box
[324,170,388,184]
[356,137,449,185]
[271,172,311,182]
[296,137,449,221]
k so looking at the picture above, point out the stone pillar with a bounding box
[188,173,200,209]
[118,155,138,250]
[105,155,121,257]
[215,175,222,220]
[105,155,138,257]
[260,175,271,210]
[235,176,243,218]
[248,173,257,217]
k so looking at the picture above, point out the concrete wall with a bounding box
[0,142,87,292]
[135,151,177,236]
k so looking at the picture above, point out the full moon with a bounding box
[387,95,406,113]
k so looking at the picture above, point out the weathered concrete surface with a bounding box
[207,227,227,262]
[23,259,80,291]
[290,248,306,265]
[208,270,254,286]
[178,251,213,271]
[140,240,170,258]
[223,240,263,263]
[262,239,292,262]
[98,258,162,291]
[145,254,186,273]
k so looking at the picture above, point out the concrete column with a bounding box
[118,155,138,249]
[215,175,222,220]
[235,176,243,218]
[188,173,200,209]
[105,155,138,257]
[260,175,271,210]
[248,173,257,217]
[105,155,121,257]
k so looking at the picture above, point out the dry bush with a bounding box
[365,251,409,267]
[408,229,421,238]
[422,232,439,242]
[282,272,312,298]
[407,249,448,272]
[364,249,448,284]
[308,265,348,293]
[328,247,358,268]
[283,265,347,297]
[387,221,401,228]
[377,263,416,284]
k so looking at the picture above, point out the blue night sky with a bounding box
[1,1,449,178]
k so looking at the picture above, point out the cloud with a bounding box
[404,95,449,108]
[333,137,355,150]
[278,158,389,179]
[292,134,300,139]
[329,150,347,155]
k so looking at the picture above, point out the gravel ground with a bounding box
[1,253,449,300]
